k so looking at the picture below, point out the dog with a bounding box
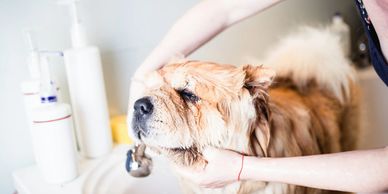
[129,27,360,194]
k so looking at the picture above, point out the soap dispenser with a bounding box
[21,31,63,127]
[60,0,112,158]
[30,53,79,184]
[21,30,41,124]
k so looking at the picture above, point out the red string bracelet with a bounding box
[237,154,245,181]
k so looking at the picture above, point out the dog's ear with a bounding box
[242,65,273,156]
[243,65,275,90]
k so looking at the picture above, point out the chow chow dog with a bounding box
[129,27,360,194]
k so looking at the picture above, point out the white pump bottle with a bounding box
[31,54,79,184]
[60,0,112,158]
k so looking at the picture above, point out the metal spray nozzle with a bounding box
[125,144,153,177]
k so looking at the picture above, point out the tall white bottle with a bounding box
[31,55,78,184]
[62,0,112,158]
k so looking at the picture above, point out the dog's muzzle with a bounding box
[132,97,153,138]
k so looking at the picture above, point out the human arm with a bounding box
[177,147,388,193]
[128,0,284,123]
[133,0,284,77]
[244,147,388,193]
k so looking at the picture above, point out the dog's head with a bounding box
[130,61,275,167]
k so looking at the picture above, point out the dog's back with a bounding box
[265,27,360,153]
[250,27,361,194]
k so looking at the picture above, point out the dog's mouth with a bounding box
[164,146,203,166]
[133,124,204,166]
[146,144,203,166]
[163,146,198,155]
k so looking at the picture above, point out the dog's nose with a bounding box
[132,97,153,139]
[134,97,153,116]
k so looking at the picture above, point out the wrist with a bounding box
[240,156,266,181]
[237,154,245,181]
[240,156,252,180]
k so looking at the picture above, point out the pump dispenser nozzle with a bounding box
[23,30,41,79]
[58,0,88,48]
[39,51,63,104]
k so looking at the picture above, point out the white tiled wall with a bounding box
[2,0,385,193]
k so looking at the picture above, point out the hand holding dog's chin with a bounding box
[174,147,244,189]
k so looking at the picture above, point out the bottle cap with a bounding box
[58,0,89,48]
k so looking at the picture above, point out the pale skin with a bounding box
[176,147,388,193]
[129,0,388,193]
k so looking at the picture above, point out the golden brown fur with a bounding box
[131,60,359,194]
[130,28,360,194]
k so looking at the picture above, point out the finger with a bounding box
[212,183,227,188]
[200,182,218,188]
[213,181,235,188]
[200,181,228,189]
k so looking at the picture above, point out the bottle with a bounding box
[21,32,63,125]
[31,54,79,184]
[61,0,112,158]
[331,12,351,57]
[21,30,41,124]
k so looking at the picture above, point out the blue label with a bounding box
[41,96,57,103]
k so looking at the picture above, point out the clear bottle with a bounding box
[31,55,78,184]
[60,0,112,158]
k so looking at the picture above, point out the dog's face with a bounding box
[130,61,275,167]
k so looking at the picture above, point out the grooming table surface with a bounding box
[12,145,181,194]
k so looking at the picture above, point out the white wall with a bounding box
[0,0,197,193]
[358,69,388,149]
[191,0,361,63]
[1,0,384,193]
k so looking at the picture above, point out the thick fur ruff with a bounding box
[131,27,360,194]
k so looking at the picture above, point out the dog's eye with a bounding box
[178,89,199,103]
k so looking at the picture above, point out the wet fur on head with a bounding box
[138,61,276,169]
[129,27,360,194]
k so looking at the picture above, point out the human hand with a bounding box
[174,147,244,188]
